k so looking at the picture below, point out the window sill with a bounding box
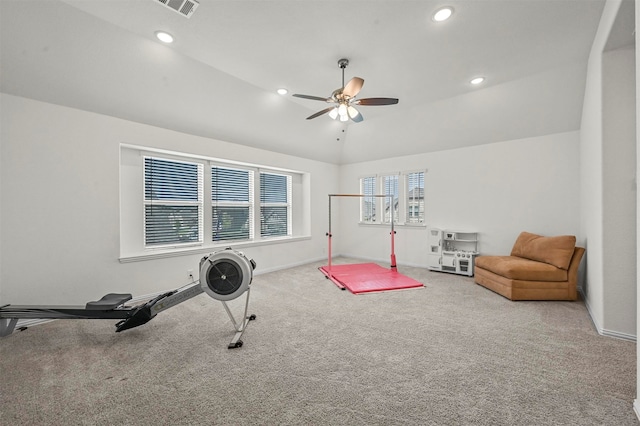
[358,222,427,228]
[119,235,311,263]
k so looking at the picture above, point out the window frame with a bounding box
[119,145,309,262]
[380,173,400,225]
[259,171,292,239]
[143,156,204,249]
[211,164,255,242]
[405,170,425,225]
[360,175,377,224]
[359,170,427,227]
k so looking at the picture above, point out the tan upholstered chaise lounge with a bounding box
[474,232,585,301]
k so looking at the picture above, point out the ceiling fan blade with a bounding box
[342,77,364,98]
[306,106,336,120]
[356,97,399,106]
[292,94,332,102]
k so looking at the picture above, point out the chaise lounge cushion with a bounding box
[474,256,568,282]
[509,231,576,270]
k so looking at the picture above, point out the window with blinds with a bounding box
[144,157,203,247]
[260,172,291,238]
[406,171,425,224]
[359,170,426,226]
[361,176,376,223]
[382,174,399,223]
[212,166,254,241]
[126,148,302,256]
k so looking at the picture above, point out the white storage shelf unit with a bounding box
[427,228,478,277]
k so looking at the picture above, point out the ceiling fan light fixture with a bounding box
[277,88,288,95]
[433,7,453,22]
[292,58,398,123]
[155,31,174,43]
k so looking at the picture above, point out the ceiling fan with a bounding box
[293,58,399,123]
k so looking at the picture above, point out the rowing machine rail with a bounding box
[0,248,256,349]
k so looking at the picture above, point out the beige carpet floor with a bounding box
[1,258,637,425]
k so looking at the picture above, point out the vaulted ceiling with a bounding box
[1,0,609,164]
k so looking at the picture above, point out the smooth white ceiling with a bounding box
[0,0,612,164]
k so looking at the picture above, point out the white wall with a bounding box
[580,0,637,340]
[337,132,581,268]
[636,0,640,418]
[603,45,637,337]
[0,93,339,305]
[580,5,607,331]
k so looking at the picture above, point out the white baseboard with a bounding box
[601,328,637,341]
[633,399,640,421]
[254,256,328,275]
[579,288,637,342]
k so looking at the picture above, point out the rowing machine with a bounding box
[0,248,256,349]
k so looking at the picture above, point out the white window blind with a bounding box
[144,157,203,247]
[406,171,425,224]
[383,174,399,223]
[260,172,291,238]
[361,176,376,222]
[212,166,254,241]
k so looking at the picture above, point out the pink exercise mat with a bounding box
[319,263,423,294]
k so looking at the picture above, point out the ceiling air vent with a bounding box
[156,0,199,19]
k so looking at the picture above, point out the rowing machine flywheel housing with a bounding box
[199,248,255,302]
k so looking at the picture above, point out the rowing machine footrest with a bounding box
[85,293,132,310]
[115,306,153,332]
[114,291,175,332]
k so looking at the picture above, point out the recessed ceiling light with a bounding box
[433,6,453,22]
[277,88,288,95]
[155,31,174,44]
[470,77,485,85]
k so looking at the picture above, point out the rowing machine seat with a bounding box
[85,293,132,310]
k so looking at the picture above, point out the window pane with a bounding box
[361,176,376,222]
[211,166,253,242]
[261,206,288,237]
[144,157,203,247]
[407,172,425,224]
[145,205,200,245]
[260,173,288,203]
[260,172,290,238]
[213,206,251,241]
[383,175,399,223]
[145,157,199,201]
[212,167,250,202]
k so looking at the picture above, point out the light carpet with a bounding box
[1,258,637,425]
